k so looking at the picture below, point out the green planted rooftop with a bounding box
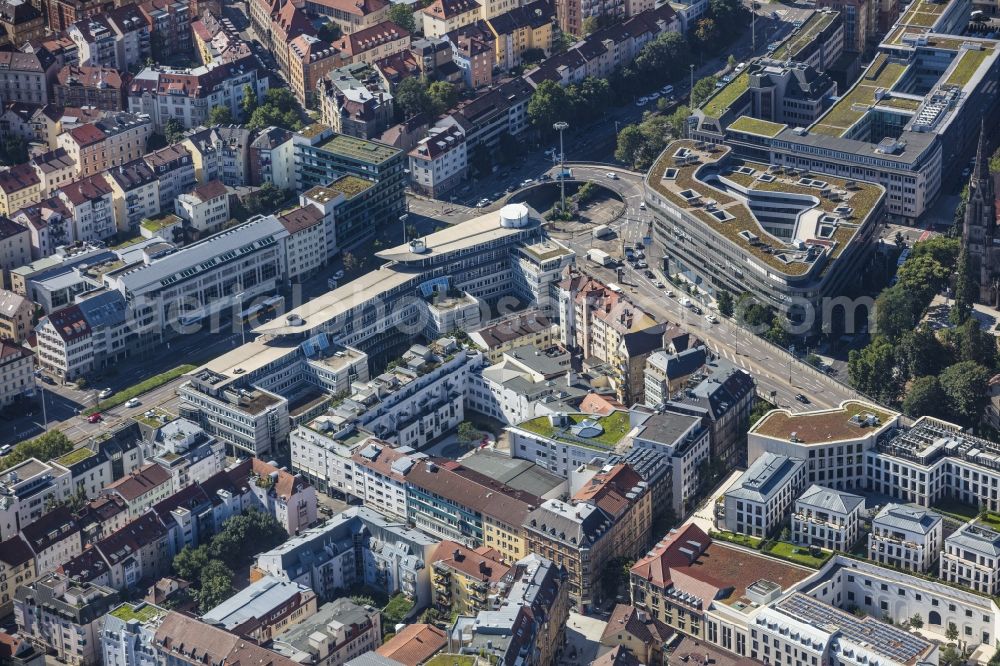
[328,175,375,198]
[701,72,750,118]
[645,141,885,275]
[318,133,400,165]
[57,446,96,466]
[811,59,908,136]
[728,116,787,138]
[425,655,476,666]
[141,213,182,233]
[518,411,633,449]
[946,49,989,86]
[771,11,837,60]
[109,603,164,624]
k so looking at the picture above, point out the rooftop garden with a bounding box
[771,11,837,60]
[811,60,908,136]
[701,72,750,118]
[329,175,374,198]
[946,49,989,86]
[109,603,163,623]
[763,540,831,568]
[425,656,477,666]
[876,96,922,111]
[727,116,787,138]
[57,446,96,467]
[518,411,632,449]
[899,0,947,25]
[141,213,182,233]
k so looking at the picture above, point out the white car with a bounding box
[606,172,618,180]
[125,398,140,408]
[680,297,692,308]
[99,388,113,399]
[333,269,345,279]
[639,201,647,210]
[636,97,648,107]
[653,280,664,288]
[649,92,660,99]
[706,313,718,323]
[665,289,675,297]
[661,85,674,95]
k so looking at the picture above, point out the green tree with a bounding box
[957,318,998,368]
[946,622,959,643]
[874,285,920,342]
[209,510,288,568]
[0,431,72,472]
[694,17,718,47]
[573,76,612,118]
[666,104,691,137]
[910,614,923,629]
[895,254,948,301]
[902,376,946,418]
[634,32,689,83]
[351,595,377,607]
[717,291,734,317]
[457,421,479,442]
[419,607,443,624]
[208,105,233,125]
[910,236,960,266]
[528,80,571,134]
[582,15,600,34]
[164,118,185,144]
[172,544,211,583]
[241,83,258,118]
[318,20,342,42]
[940,361,991,426]
[952,247,974,326]
[691,76,718,107]
[197,560,235,612]
[247,87,303,132]
[849,336,904,404]
[395,77,434,119]
[387,3,415,32]
[343,251,360,273]
[765,318,789,347]
[615,124,643,167]
[940,645,963,666]
[427,81,458,114]
[899,326,949,377]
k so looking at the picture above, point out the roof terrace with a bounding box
[751,400,897,444]
[811,56,910,136]
[318,133,400,165]
[516,411,633,450]
[770,10,838,61]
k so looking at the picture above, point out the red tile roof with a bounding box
[334,20,408,56]
[376,624,447,666]
[106,463,171,502]
[432,540,511,583]
[67,122,107,147]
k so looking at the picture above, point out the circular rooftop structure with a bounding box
[499,202,530,228]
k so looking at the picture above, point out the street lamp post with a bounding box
[553,121,569,214]
[689,64,695,109]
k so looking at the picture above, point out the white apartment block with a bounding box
[631,409,711,515]
[277,205,328,281]
[941,522,1000,596]
[100,602,166,666]
[350,439,411,520]
[723,453,806,538]
[408,124,468,198]
[0,459,73,540]
[749,401,899,492]
[174,180,230,237]
[0,340,33,408]
[791,484,864,552]
[868,503,943,573]
[34,292,130,380]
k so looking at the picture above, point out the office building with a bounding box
[790,484,864,552]
[868,503,943,573]
[722,453,806,538]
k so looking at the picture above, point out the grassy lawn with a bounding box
[95,364,196,412]
[764,541,831,568]
[932,497,979,522]
[425,656,476,666]
[978,512,1000,531]
[710,530,763,548]
[946,49,988,87]
[727,116,786,137]
[702,72,750,117]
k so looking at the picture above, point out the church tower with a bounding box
[962,120,997,304]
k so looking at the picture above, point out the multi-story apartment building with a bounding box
[278,205,327,280]
[254,506,437,608]
[305,0,389,34]
[249,126,296,188]
[272,599,382,666]
[508,410,633,480]
[31,149,77,199]
[54,65,125,111]
[181,125,252,187]
[59,174,116,242]
[14,573,119,666]
[104,463,173,520]
[940,522,1000,596]
[469,311,556,362]
[142,143,195,211]
[0,458,72,540]
[486,0,553,70]
[868,503,943,573]
[790,484,864,552]
[574,463,651,561]
[0,0,44,47]
[420,0,480,38]
[128,56,266,131]
[332,20,410,65]
[57,113,153,178]
[138,0,190,59]
[722,452,807,538]
[34,291,130,380]
[174,180,229,237]
[0,215,30,281]
[287,35,341,108]
[0,51,54,106]
[409,123,467,197]
[0,165,42,218]
[19,506,82,577]
[431,540,512,615]
[444,23,493,90]
[749,401,899,491]
[0,340,34,408]
[524,497,613,611]
[317,64,394,140]
[106,159,159,234]
[0,533,35,616]
[0,289,33,342]
[201,576,318,642]
[99,602,167,666]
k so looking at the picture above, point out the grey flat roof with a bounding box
[458,450,564,497]
[773,127,937,167]
[795,484,864,514]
